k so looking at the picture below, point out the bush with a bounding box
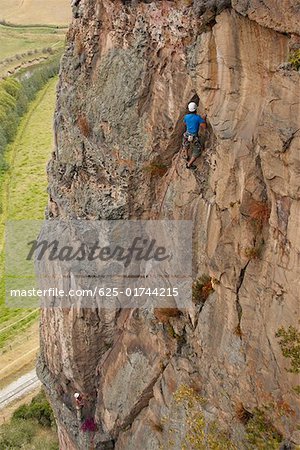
[248,200,270,226]
[1,78,20,97]
[245,408,283,449]
[0,419,38,449]
[166,385,237,449]
[276,326,300,374]
[244,246,261,259]
[12,403,28,419]
[0,390,58,449]
[13,389,55,427]
[0,128,7,152]
[289,49,300,70]
[192,274,214,305]
[235,403,253,425]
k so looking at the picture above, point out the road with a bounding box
[0,369,41,409]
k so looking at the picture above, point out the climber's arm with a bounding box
[200,114,207,128]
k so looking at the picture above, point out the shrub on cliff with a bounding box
[276,325,300,374]
[244,407,283,449]
[289,49,300,70]
[192,274,214,305]
[162,384,237,449]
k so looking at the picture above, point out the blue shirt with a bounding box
[184,113,205,135]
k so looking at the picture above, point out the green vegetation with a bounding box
[244,407,283,449]
[243,245,262,259]
[0,21,67,30]
[0,75,58,347]
[13,390,55,427]
[0,390,59,450]
[162,386,286,449]
[288,49,300,71]
[293,385,300,395]
[192,274,214,306]
[276,325,300,396]
[0,24,65,77]
[276,325,300,374]
[0,306,39,348]
[0,47,59,80]
[4,77,58,218]
[162,385,236,449]
[0,55,60,174]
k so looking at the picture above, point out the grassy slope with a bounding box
[0,0,71,26]
[0,24,66,77]
[0,25,66,60]
[0,77,57,348]
[7,78,56,218]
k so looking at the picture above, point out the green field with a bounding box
[0,77,57,348]
[0,0,71,26]
[0,24,66,78]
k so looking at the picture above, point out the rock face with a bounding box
[38,1,300,448]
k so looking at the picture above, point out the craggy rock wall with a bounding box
[38,1,300,448]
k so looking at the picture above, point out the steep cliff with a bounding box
[38,1,300,448]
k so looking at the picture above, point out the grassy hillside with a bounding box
[0,77,57,348]
[0,0,71,26]
[0,24,65,78]
[6,77,57,219]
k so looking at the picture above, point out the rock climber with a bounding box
[182,102,207,170]
[74,392,84,422]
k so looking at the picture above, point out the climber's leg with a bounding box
[186,137,201,168]
[182,132,190,160]
[186,157,197,169]
[76,406,82,422]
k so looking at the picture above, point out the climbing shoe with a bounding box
[186,163,197,170]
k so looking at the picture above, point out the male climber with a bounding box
[182,102,206,170]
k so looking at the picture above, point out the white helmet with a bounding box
[188,102,197,112]
[74,392,80,399]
